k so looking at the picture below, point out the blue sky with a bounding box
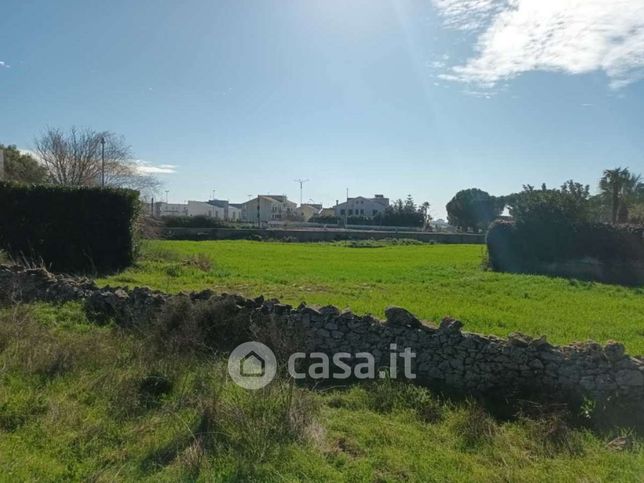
[1,0,643,218]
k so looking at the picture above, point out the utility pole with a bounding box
[345,188,349,227]
[294,178,309,206]
[100,136,106,187]
[165,190,169,203]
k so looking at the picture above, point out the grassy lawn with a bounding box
[1,303,642,482]
[102,240,644,354]
[3,241,643,480]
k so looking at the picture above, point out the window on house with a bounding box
[349,209,353,215]
[360,209,364,215]
[340,209,345,215]
[372,209,377,216]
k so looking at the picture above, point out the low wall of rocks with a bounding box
[163,227,485,244]
[1,265,642,411]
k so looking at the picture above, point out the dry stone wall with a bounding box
[1,265,642,410]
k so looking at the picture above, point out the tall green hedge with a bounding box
[0,182,140,273]
[487,220,644,285]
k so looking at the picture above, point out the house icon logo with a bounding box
[228,341,277,390]
[240,350,266,378]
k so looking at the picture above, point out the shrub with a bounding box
[487,220,644,284]
[182,253,212,272]
[486,221,523,272]
[506,188,592,261]
[364,378,443,423]
[0,182,140,273]
[309,215,338,224]
[450,401,498,448]
[162,216,224,228]
[147,295,257,355]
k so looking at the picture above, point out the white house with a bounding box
[155,200,230,219]
[228,203,242,221]
[334,194,389,219]
[240,195,297,223]
[207,199,242,221]
[187,201,226,219]
[154,202,189,217]
[295,203,322,222]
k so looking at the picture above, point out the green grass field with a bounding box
[3,240,643,481]
[102,240,644,354]
[1,303,642,481]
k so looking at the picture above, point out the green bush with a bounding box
[308,215,338,224]
[487,220,644,284]
[489,185,644,283]
[162,216,224,228]
[0,182,140,273]
[507,188,591,261]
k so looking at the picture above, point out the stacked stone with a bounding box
[1,264,642,408]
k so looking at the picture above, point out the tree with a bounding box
[378,195,428,227]
[446,188,503,232]
[599,167,643,224]
[560,179,591,202]
[504,183,593,263]
[34,127,160,194]
[507,184,591,227]
[420,201,432,228]
[0,144,48,184]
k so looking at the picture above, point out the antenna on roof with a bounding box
[294,178,310,206]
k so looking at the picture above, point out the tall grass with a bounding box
[0,303,642,480]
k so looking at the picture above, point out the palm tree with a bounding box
[599,168,643,223]
[621,172,644,222]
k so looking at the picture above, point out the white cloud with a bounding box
[0,61,10,69]
[433,0,644,89]
[14,152,177,175]
[135,161,177,175]
[433,0,508,30]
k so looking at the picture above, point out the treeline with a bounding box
[446,167,644,232]
[468,171,644,285]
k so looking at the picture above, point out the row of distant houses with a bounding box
[153,194,391,223]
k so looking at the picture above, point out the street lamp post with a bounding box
[100,136,106,187]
